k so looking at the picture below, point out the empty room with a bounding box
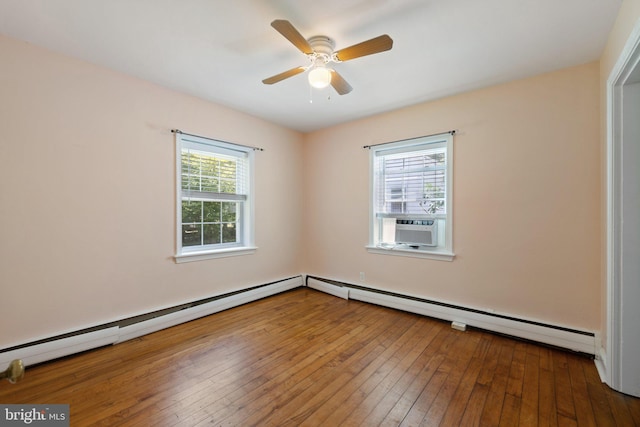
[1,0,639,425]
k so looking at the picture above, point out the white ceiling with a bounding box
[0,0,622,133]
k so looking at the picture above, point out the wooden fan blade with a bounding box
[271,20,314,55]
[330,70,353,95]
[333,34,393,62]
[262,66,306,85]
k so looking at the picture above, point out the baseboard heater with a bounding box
[306,276,596,355]
[0,276,303,368]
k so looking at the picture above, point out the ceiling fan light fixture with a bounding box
[308,66,332,89]
[264,20,393,95]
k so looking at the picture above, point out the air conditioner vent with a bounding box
[395,219,437,247]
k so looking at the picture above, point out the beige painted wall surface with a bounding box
[0,35,304,348]
[303,62,601,331]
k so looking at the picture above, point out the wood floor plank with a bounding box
[460,382,491,427]
[220,303,410,425]
[411,330,482,425]
[187,303,386,425]
[340,320,445,426]
[345,325,446,425]
[499,392,522,427]
[626,394,640,425]
[519,349,540,426]
[306,315,442,426]
[437,333,492,426]
[559,413,580,427]
[553,350,578,422]
[231,308,416,426]
[506,341,527,398]
[153,298,368,424]
[292,316,428,426]
[567,354,598,427]
[394,330,467,425]
[538,355,559,427]
[497,342,527,426]
[380,331,458,426]
[1,287,638,426]
[479,339,515,426]
[458,334,499,426]
[372,326,453,426]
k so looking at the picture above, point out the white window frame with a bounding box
[367,132,455,261]
[174,132,256,263]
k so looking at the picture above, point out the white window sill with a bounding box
[366,245,455,261]
[174,246,257,263]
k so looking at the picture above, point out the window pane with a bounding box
[203,224,221,245]
[200,156,218,177]
[181,174,201,191]
[182,155,202,191]
[182,224,201,246]
[222,223,237,243]
[221,202,236,222]
[203,201,221,222]
[220,179,236,194]
[219,159,236,178]
[379,148,447,215]
[182,201,202,223]
[201,176,219,192]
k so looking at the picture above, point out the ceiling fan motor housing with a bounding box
[307,35,335,62]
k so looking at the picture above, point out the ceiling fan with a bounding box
[262,20,393,95]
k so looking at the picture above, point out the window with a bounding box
[368,132,454,261]
[175,132,255,263]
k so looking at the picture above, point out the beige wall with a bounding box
[303,62,601,331]
[0,35,305,348]
[0,22,612,350]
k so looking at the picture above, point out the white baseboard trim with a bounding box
[595,346,608,383]
[0,276,303,368]
[307,276,596,355]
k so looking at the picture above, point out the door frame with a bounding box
[605,18,640,394]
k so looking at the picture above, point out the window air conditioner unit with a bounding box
[395,219,438,247]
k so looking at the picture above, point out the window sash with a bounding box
[176,133,252,255]
[374,147,447,216]
[369,132,454,258]
[181,146,248,198]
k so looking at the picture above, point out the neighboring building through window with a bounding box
[368,132,454,261]
[174,132,255,262]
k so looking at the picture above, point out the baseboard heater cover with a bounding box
[0,327,119,369]
[0,276,303,368]
[116,275,302,343]
[307,277,349,299]
[306,276,595,355]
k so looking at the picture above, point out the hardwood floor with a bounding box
[1,288,639,426]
